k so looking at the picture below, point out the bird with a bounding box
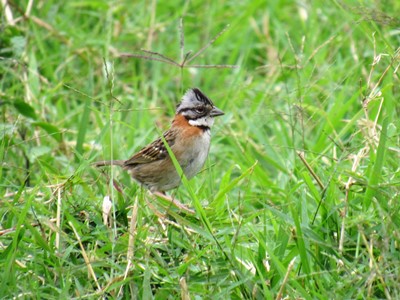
[94,88,224,195]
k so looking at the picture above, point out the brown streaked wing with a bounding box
[123,129,176,166]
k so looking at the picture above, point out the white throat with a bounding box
[188,116,215,128]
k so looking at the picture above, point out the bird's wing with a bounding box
[123,129,176,166]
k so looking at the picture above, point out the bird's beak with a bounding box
[210,106,224,117]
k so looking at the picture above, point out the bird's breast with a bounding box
[179,129,211,179]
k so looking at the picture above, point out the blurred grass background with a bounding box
[1,0,399,299]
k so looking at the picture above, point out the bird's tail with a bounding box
[93,160,125,167]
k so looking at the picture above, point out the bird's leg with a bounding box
[152,191,195,215]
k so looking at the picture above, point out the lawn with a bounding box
[1,0,399,299]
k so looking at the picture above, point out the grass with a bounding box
[1,0,400,299]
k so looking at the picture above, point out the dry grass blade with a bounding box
[179,18,185,62]
[63,84,97,100]
[140,49,180,65]
[69,221,101,292]
[55,185,61,250]
[185,24,231,64]
[180,277,190,300]
[186,64,239,69]
[119,53,180,66]
[306,35,336,63]
[127,198,139,261]
[118,197,139,297]
[181,51,192,66]
[297,151,324,189]
[276,258,296,300]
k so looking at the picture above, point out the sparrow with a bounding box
[95,88,224,193]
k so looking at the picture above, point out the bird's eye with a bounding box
[195,107,205,114]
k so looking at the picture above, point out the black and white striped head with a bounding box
[176,88,224,129]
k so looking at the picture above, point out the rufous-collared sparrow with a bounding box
[95,88,224,193]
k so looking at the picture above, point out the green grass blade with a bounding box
[364,117,388,207]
